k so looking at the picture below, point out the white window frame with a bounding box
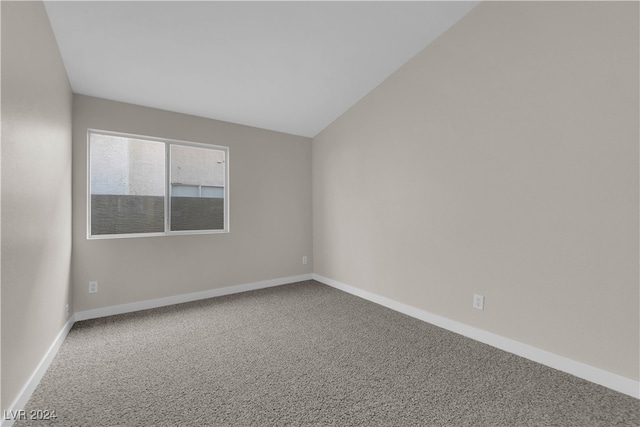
[87,129,229,239]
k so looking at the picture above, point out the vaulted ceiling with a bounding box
[44,1,478,137]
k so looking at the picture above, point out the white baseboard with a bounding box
[2,317,75,427]
[2,273,314,427]
[75,274,313,322]
[4,271,634,427]
[312,273,640,399]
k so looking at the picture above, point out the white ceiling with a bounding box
[44,1,478,138]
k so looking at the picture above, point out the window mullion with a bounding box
[88,130,227,238]
[165,142,170,234]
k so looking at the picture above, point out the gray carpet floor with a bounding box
[16,280,640,426]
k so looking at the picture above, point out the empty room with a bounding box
[1,1,638,425]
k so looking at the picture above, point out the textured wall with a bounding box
[313,1,639,380]
[73,95,312,312]
[1,1,73,412]
[90,195,165,235]
[170,144,225,187]
[90,195,224,235]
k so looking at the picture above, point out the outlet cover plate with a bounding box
[89,281,98,293]
[473,294,484,310]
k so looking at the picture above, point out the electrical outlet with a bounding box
[302,256,308,265]
[89,281,98,293]
[473,294,484,310]
[65,304,69,318]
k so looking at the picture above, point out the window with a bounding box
[88,130,228,238]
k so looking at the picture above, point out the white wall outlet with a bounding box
[302,256,308,265]
[89,281,99,293]
[65,304,69,317]
[473,294,484,310]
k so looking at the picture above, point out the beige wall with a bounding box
[2,1,637,410]
[313,1,639,381]
[1,1,73,412]
[73,95,312,312]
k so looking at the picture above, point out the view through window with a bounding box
[89,131,228,237]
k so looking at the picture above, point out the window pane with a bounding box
[170,144,225,231]
[171,184,199,197]
[90,133,165,235]
[201,186,224,198]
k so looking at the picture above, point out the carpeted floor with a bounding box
[16,280,640,426]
